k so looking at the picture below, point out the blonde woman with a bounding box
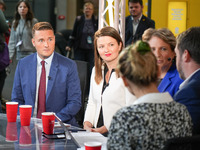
[142,28,183,96]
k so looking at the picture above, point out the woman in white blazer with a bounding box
[83,26,136,135]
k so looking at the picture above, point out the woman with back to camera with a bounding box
[83,26,136,135]
[142,28,183,96]
[107,41,192,150]
[8,0,38,61]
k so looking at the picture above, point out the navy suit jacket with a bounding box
[158,63,183,97]
[11,52,81,126]
[125,15,155,46]
[173,69,200,135]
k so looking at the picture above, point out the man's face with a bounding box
[128,2,143,18]
[32,30,55,60]
[175,46,186,80]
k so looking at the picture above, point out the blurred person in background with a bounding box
[8,0,38,61]
[0,0,10,44]
[0,0,6,12]
[142,28,183,96]
[55,29,72,57]
[66,1,98,75]
[0,0,9,112]
[125,0,155,46]
[0,0,8,40]
[83,26,136,136]
[107,41,192,150]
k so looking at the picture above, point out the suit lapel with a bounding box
[29,54,37,103]
[135,15,146,34]
[158,75,172,92]
[128,16,133,35]
[158,65,176,92]
[46,53,58,101]
[188,69,200,82]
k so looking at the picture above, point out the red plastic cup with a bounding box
[6,102,18,122]
[19,126,32,147]
[6,122,18,142]
[84,142,102,150]
[42,112,55,135]
[19,105,32,126]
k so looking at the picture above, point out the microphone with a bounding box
[48,76,51,80]
[167,58,172,61]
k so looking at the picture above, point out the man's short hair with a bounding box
[176,27,200,65]
[128,0,143,6]
[32,22,54,37]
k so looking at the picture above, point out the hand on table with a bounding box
[91,126,108,134]
[84,121,108,134]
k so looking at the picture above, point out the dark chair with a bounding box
[74,60,90,127]
[162,135,200,150]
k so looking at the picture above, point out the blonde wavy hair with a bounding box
[142,28,176,51]
[117,41,158,87]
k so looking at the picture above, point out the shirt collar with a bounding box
[37,52,54,65]
[133,92,173,105]
[179,68,200,89]
[131,14,142,22]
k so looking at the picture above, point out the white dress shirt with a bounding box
[131,14,142,35]
[179,68,200,90]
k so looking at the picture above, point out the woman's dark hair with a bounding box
[13,0,34,31]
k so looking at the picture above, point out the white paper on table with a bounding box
[72,131,107,150]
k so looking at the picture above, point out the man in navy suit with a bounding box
[174,27,200,135]
[125,0,155,46]
[11,22,81,126]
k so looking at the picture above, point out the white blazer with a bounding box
[84,68,136,130]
